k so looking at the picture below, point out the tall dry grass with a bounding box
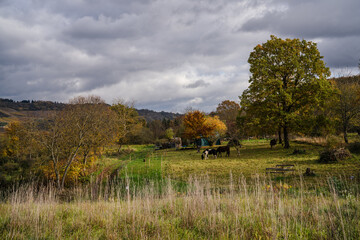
[293,134,359,148]
[1,174,360,239]
[293,136,329,146]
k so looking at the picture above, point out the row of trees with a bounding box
[180,36,359,151]
[178,36,359,152]
[0,95,240,189]
[333,75,360,143]
[1,96,144,189]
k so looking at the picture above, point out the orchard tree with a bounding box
[165,128,174,140]
[148,120,165,140]
[111,99,140,152]
[216,100,242,154]
[241,35,333,148]
[332,75,360,143]
[216,100,241,138]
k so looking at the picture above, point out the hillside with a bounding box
[0,98,182,129]
[0,98,66,111]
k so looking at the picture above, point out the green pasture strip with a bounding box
[88,140,359,194]
[88,145,155,182]
[115,145,167,190]
[88,149,127,179]
[112,146,190,194]
[117,145,161,179]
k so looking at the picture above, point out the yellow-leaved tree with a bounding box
[183,110,227,146]
[204,116,227,145]
[40,95,117,189]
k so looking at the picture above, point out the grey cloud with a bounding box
[1,0,359,111]
[240,0,360,69]
[318,36,360,68]
[184,80,210,89]
[242,0,360,38]
[63,13,159,40]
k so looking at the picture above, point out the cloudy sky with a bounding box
[1,0,359,113]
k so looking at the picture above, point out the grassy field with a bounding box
[1,139,360,239]
[123,139,360,186]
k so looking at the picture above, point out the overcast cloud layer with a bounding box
[1,0,359,112]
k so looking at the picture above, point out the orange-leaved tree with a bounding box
[183,110,227,145]
[183,110,213,140]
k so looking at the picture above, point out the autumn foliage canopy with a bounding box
[183,110,226,140]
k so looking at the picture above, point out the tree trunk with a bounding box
[50,147,61,189]
[278,128,282,144]
[117,144,122,153]
[53,163,61,189]
[343,123,349,144]
[83,151,90,173]
[281,75,290,149]
[283,123,290,149]
[61,146,81,188]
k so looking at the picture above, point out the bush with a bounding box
[319,148,352,163]
[325,135,344,149]
[348,142,360,154]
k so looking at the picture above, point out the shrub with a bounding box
[325,135,344,149]
[319,148,352,163]
[348,142,360,154]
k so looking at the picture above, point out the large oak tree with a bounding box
[241,35,333,148]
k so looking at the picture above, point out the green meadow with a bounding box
[112,139,360,186]
[1,138,360,239]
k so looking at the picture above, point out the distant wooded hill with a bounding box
[136,109,182,122]
[0,98,182,126]
[0,98,65,111]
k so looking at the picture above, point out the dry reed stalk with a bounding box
[1,173,359,239]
